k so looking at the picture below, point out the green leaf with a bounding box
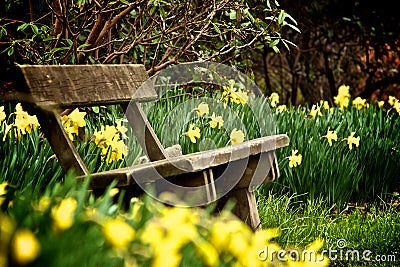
[278,10,286,25]
[212,23,221,34]
[7,46,14,56]
[255,42,264,50]
[269,39,280,47]
[272,46,280,53]
[229,10,236,20]
[17,23,29,32]
[31,24,39,35]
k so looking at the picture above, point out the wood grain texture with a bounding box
[10,64,157,107]
[81,134,289,189]
[122,102,167,161]
[219,188,261,230]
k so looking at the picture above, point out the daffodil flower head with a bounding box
[106,138,128,163]
[183,123,201,143]
[343,132,360,150]
[51,197,77,233]
[61,108,86,140]
[0,181,8,196]
[388,96,398,106]
[321,127,338,146]
[394,101,400,114]
[275,104,287,114]
[320,100,330,110]
[0,181,8,206]
[352,97,367,110]
[68,108,86,127]
[13,103,39,137]
[11,229,41,265]
[194,239,219,266]
[231,89,248,105]
[309,104,322,118]
[334,84,351,110]
[221,80,249,105]
[287,149,302,168]
[194,103,209,117]
[0,106,6,124]
[378,100,385,108]
[102,217,135,249]
[209,113,224,129]
[269,92,279,107]
[230,128,245,145]
[337,84,350,97]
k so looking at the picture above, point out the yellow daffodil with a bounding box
[334,84,351,110]
[230,128,245,145]
[276,104,287,114]
[108,188,119,198]
[102,218,135,249]
[394,101,400,114]
[222,80,248,105]
[150,241,182,267]
[309,104,322,118]
[287,150,302,168]
[321,128,338,146]
[388,96,398,106]
[93,123,129,163]
[352,97,367,110]
[32,196,51,213]
[194,103,209,117]
[61,108,86,140]
[269,92,279,107]
[183,123,201,143]
[231,89,248,105]
[194,239,219,267]
[0,181,7,196]
[0,106,6,124]
[209,113,224,129]
[228,233,250,260]
[67,108,86,127]
[11,229,40,265]
[378,100,385,108]
[320,100,330,110]
[0,181,8,206]
[343,132,360,150]
[51,197,77,232]
[106,138,128,163]
[14,103,39,136]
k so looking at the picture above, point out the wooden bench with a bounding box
[3,64,289,230]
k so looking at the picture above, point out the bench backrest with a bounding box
[9,64,157,108]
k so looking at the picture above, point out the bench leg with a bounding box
[221,188,261,231]
[34,107,89,176]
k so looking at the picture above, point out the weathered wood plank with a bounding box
[219,188,261,230]
[9,64,157,107]
[122,102,167,161]
[82,134,289,188]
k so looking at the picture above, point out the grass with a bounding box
[256,191,400,267]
